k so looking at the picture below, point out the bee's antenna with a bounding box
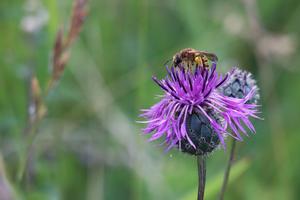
[164,58,172,67]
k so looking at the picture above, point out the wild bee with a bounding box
[172,48,218,69]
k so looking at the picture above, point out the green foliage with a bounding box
[1,0,300,199]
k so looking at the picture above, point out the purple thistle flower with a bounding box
[140,63,260,155]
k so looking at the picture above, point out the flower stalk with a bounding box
[18,0,88,184]
[197,156,206,200]
[218,138,236,200]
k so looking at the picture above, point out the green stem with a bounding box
[17,123,38,183]
[218,139,236,200]
[197,156,206,200]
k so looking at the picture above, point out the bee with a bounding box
[172,48,218,69]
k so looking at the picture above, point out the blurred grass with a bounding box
[1,0,300,199]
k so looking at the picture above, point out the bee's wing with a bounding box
[198,51,218,62]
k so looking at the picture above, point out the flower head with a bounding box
[220,67,260,104]
[140,63,259,155]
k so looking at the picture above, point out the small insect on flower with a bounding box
[140,60,260,155]
[172,48,218,69]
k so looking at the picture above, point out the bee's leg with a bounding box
[203,56,210,69]
[187,61,190,70]
[203,59,209,69]
[189,61,193,71]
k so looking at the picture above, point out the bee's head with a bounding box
[173,55,182,66]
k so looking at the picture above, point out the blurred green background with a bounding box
[1,0,300,199]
